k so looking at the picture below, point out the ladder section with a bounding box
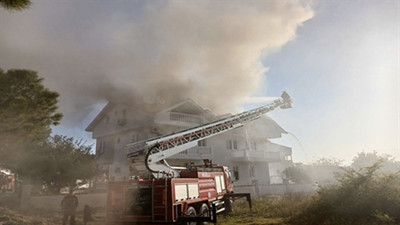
[126,91,292,175]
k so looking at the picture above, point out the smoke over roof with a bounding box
[0,1,313,130]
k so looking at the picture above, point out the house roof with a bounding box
[85,98,212,132]
[156,98,210,115]
[261,114,287,134]
[85,98,286,136]
[85,101,155,132]
[85,102,114,132]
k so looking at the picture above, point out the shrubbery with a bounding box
[289,162,400,225]
[224,161,400,225]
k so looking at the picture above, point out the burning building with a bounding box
[85,98,292,196]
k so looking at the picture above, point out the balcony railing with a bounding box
[168,146,212,159]
[179,146,212,155]
[170,112,203,124]
[154,112,204,126]
[232,149,281,162]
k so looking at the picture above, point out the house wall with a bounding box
[204,126,292,189]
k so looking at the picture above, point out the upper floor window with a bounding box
[232,166,239,181]
[285,155,292,161]
[132,134,138,143]
[251,142,257,150]
[226,139,238,150]
[97,140,105,155]
[249,166,255,177]
[198,139,206,147]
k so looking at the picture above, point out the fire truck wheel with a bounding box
[197,203,209,225]
[185,206,197,225]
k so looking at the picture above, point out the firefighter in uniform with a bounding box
[61,189,78,225]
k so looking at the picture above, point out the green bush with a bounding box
[289,162,400,225]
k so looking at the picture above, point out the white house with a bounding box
[85,99,293,196]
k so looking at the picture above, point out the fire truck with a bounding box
[106,92,292,224]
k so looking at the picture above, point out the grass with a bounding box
[219,216,287,225]
[0,194,310,225]
[217,194,311,225]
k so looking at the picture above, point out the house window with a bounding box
[97,141,105,155]
[226,140,231,149]
[285,155,292,161]
[198,139,206,147]
[251,142,257,150]
[226,140,237,150]
[233,166,239,181]
[233,140,238,149]
[249,166,255,177]
[132,134,139,142]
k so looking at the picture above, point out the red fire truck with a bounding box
[106,92,292,224]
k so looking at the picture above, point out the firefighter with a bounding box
[61,189,78,225]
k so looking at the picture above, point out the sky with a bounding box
[0,0,398,164]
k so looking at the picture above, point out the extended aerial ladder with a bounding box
[126,91,292,177]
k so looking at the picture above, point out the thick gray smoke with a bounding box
[0,1,313,128]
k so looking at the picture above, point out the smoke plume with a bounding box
[0,1,313,129]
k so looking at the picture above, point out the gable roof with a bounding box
[85,102,114,132]
[156,98,211,116]
[260,114,287,134]
[85,98,286,136]
[85,102,155,132]
[85,98,213,132]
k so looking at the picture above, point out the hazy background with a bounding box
[0,0,398,164]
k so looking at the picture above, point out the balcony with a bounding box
[232,149,282,162]
[154,112,204,127]
[169,146,212,160]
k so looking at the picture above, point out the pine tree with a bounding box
[0,0,31,11]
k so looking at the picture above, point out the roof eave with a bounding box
[85,102,113,132]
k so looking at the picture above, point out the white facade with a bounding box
[86,99,293,195]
